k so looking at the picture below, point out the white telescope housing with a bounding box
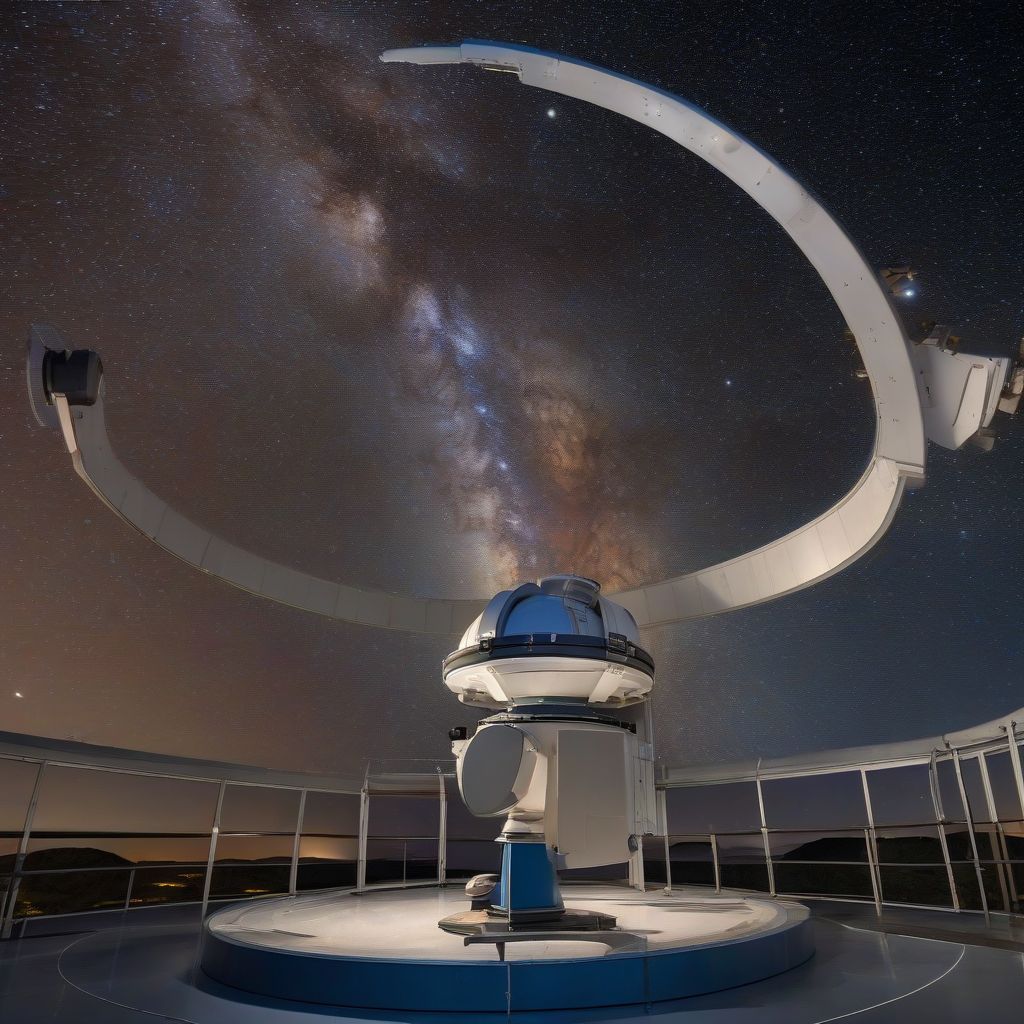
[444,576,657,872]
[443,575,653,709]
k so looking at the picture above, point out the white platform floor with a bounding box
[3,892,1024,1022]
[208,885,795,960]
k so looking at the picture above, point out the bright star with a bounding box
[725,379,733,386]
[547,108,557,119]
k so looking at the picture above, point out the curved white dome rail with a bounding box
[381,42,927,628]
[30,321,482,637]
[31,42,930,634]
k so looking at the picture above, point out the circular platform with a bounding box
[200,885,814,1012]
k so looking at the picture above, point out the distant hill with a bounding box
[0,847,134,873]
[780,837,867,862]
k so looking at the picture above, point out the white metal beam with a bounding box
[382,42,927,628]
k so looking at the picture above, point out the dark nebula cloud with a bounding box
[1,1,1021,773]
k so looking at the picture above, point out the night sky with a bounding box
[1,1,1021,775]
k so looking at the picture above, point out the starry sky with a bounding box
[1,1,1021,775]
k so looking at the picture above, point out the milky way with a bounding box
[1,1,1021,773]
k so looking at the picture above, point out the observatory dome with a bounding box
[442,574,655,709]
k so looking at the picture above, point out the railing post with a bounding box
[124,867,136,911]
[860,770,883,917]
[628,840,645,891]
[200,781,227,918]
[1002,722,1024,911]
[951,747,990,925]
[929,751,960,911]
[437,771,447,886]
[357,787,369,891]
[862,828,882,914]
[710,833,721,893]
[977,753,1013,912]
[928,748,945,821]
[1,761,46,940]
[289,790,307,897]
[658,789,671,892]
[1005,721,1024,825]
[754,768,775,897]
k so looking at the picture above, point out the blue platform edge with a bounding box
[200,905,815,1012]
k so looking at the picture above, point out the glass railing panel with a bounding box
[294,836,359,890]
[950,864,985,911]
[403,838,440,881]
[296,859,356,890]
[0,759,39,833]
[31,766,219,834]
[666,837,714,887]
[667,862,715,886]
[15,868,132,917]
[362,837,441,885]
[665,783,761,835]
[865,764,935,827]
[298,835,357,860]
[214,834,293,863]
[302,791,360,836]
[878,865,954,907]
[955,756,992,823]
[761,772,867,830]
[666,837,713,860]
[980,864,1005,912]
[364,838,409,885]
[0,839,18,887]
[769,830,868,862]
[772,862,874,899]
[1003,822,1024,859]
[24,835,211,870]
[220,785,301,834]
[995,822,1024,911]
[714,834,766,863]
[873,825,944,864]
[975,825,1003,864]
[369,795,440,839]
[715,835,769,891]
[1012,862,1024,893]
[934,759,964,823]
[943,826,995,863]
[444,838,501,878]
[719,863,770,892]
[982,752,1023,823]
[127,865,206,906]
[209,864,290,899]
[642,836,667,884]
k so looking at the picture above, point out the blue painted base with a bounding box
[493,839,564,918]
[200,888,816,1012]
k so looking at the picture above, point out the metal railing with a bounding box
[3,718,1023,935]
[656,718,1024,923]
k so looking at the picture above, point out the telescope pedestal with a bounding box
[439,835,618,935]
[493,836,564,922]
